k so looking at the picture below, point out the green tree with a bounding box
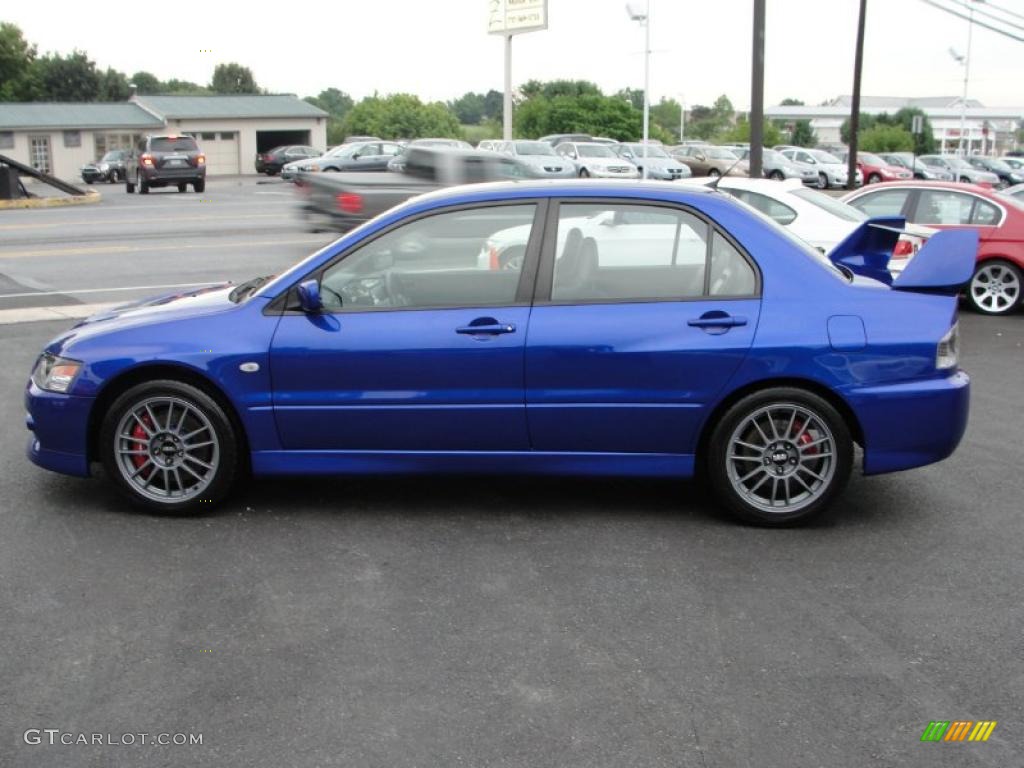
[98,68,131,101]
[615,87,645,111]
[305,88,355,146]
[858,123,914,152]
[780,97,805,106]
[130,71,163,94]
[720,115,782,147]
[482,89,503,121]
[341,93,462,140]
[840,113,876,144]
[210,62,259,94]
[162,79,208,94]
[0,22,37,101]
[449,91,486,124]
[891,107,937,155]
[520,79,601,100]
[790,119,816,147]
[31,51,101,101]
[650,98,682,142]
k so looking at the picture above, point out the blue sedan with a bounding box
[25,181,976,525]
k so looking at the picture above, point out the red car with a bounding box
[842,181,1024,314]
[840,151,914,184]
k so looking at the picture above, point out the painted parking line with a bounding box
[0,236,330,260]
[0,302,119,326]
[0,281,223,300]
[0,212,295,232]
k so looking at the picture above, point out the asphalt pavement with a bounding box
[0,179,1021,767]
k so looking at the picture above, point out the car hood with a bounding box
[632,157,683,170]
[580,158,631,168]
[518,155,569,169]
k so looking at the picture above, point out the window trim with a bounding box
[265,199,549,316]
[533,197,762,306]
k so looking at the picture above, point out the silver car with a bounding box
[499,140,577,178]
[781,148,862,189]
[918,155,1000,186]
[612,143,692,180]
[555,142,640,178]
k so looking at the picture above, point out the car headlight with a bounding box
[98,163,109,171]
[32,353,82,393]
[936,323,959,370]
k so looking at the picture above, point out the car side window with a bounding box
[709,232,757,296]
[726,190,797,225]
[381,143,401,156]
[971,199,1001,226]
[914,190,975,225]
[318,205,535,312]
[848,189,911,218]
[550,203,710,302]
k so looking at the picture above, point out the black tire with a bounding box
[966,259,1022,315]
[99,380,239,513]
[139,174,150,194]
[817,172,829,189]
[707,387,853,526]
[959,176,971,184]
[579,168,590,178]
[769,170,784,181]
[708,168,721,179]
[126,176,135,193]
[193,179,205,193]
[867,173,882,184]
[177,183,187,193]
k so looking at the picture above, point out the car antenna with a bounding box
[708,149,747,192]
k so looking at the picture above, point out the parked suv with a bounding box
[126,135,206,194]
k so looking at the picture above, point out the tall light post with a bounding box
[951,0,984,156]
[679,95,686,143]
[626,1,651,179]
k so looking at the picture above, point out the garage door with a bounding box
[195,131,239,175]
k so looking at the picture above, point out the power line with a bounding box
[983,0,1024,23]
[919,0,1024,42]
[945,0,1024,32]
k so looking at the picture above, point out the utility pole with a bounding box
[642,0,650,178]
[749,0,765,178]
[679,97,685,143]
[958,0,980,155]
[847,0,867,191]
[503,34,513,141]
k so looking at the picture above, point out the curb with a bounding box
[0,191,102,210]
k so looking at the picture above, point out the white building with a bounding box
[766,96,1022,155]
[0,95,328,180]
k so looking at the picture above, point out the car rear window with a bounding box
[150,137,199,152]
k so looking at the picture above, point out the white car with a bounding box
[554,142,640,179]
[780,148,863,189]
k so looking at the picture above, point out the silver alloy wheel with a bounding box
[817,172,828,190]
[113,396,219,503]
[970,263,1020,314]
[725,403,836,514]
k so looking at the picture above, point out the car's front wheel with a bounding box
[708,388,853,526]
[967,259,1021,315]
[99,380,239,513]
[193,179,205,193]
[817,172,828,189]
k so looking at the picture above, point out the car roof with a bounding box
[408,179,719,207]
[844,180,996,196]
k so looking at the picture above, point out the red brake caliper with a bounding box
[796,423,817,456]
[130,414,155,471]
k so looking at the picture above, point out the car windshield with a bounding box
[983,158,1011,171]
[790,188,868,222]
[708,148,738,160]
[100,151,121,162]
[578,145,616,158]
[150,137,198,152]
[809,150,841,164]
[859,152,885,166]
[327,145,356,158]
[625,144,670,158]
[944,156,974,169]
[514,141,555,156]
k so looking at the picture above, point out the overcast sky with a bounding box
[5,0,1023,108]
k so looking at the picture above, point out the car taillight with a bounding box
[892,239,914,259]
[936,322,959,370]
[194,154,206,166]
[336,192,362,213]
[140,154,155,167]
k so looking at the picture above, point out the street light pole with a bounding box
[626,1,651,179]
[958,1,981,155]
[679,96,685,143]
[503,34,513,141]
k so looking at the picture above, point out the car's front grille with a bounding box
[543,166,564,172]
[609,166,631,173]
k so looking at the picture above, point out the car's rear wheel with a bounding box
[967,260,1021,315]
[193,179,205,193]
[708,388,853,526]
[579,168,589,178]
[99,380,239,513]
[960,176,971,183]
[867,173,881,184]
[769,170,784,181]
[708,168,721,179]
[817,172,828,189]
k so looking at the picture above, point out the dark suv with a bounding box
[126,135,206,194]
[255,145,320,175]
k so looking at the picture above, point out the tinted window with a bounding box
[709,232,757,296]
[972,199,1001,225]
[726,189,797,225]
[790,188,867,222]
[848,189,911,217]
[319,205,535,311]
[914,190,975,225]
[551,204,709,302]
[150,137,199,152]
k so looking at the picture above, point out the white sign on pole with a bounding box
[488,0,548,35]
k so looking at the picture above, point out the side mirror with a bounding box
[695,153,706,162]
[297,279,323,313]
[351,153,361,160]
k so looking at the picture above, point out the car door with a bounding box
[524,200,761,454]
[269,201,544,451]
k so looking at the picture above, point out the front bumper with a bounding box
[25,382,93,478]
[586,167,641,179]
[845,370,970,475]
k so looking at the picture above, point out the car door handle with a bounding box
[456,321,516,335]
[688,313,748,328]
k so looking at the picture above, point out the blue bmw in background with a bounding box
[25,181,975,525]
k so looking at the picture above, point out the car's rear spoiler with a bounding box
[828,216,978,293]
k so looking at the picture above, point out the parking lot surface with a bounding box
[1,181,1022,767]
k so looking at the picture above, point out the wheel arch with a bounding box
[87,362,251,470]
[696,377,865,472]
